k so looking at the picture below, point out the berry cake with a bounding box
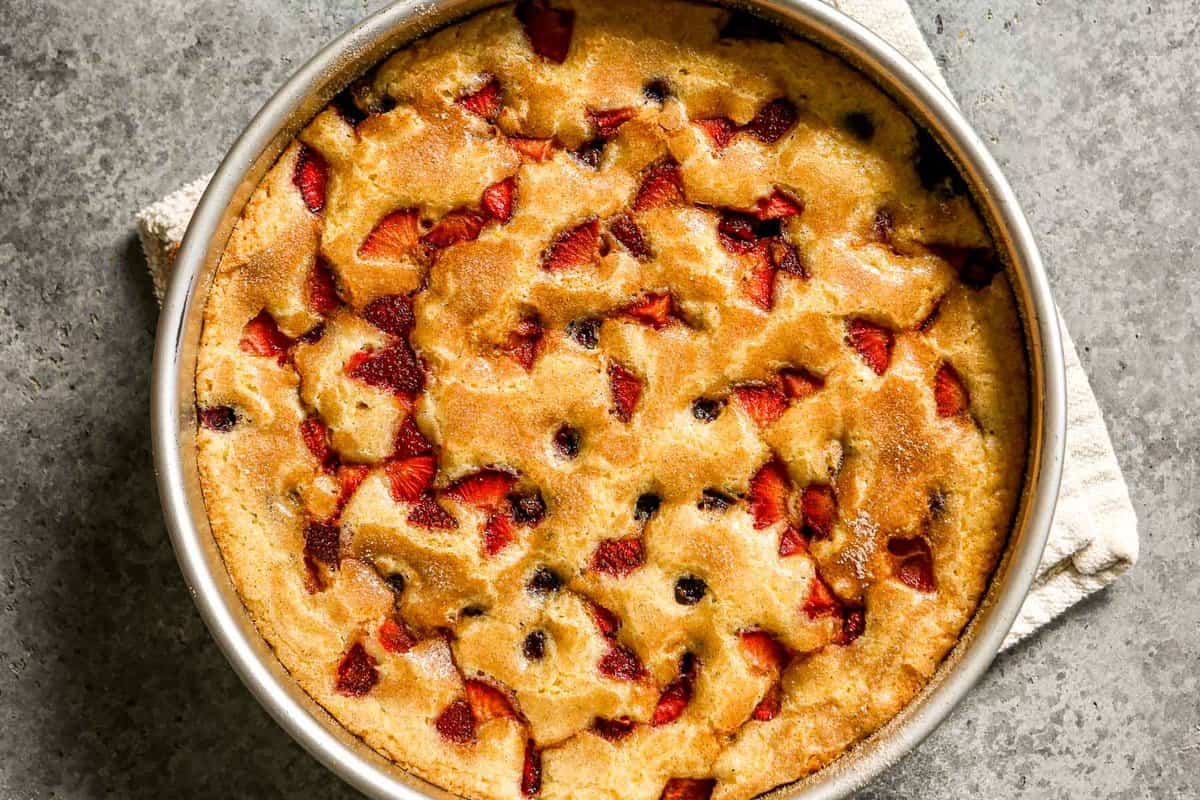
[194,2,1028,798]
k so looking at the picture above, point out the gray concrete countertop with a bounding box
[0,1,1193,798]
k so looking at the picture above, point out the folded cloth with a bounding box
[138,0,1138,652]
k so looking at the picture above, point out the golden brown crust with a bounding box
[194,3,1028,799]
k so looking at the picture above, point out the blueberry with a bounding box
[674,576,707,605]
[523,630,547,660]
[634,493,661,522]
[691,398,723,422]
[554,425,581,459]
[527,566,562,596]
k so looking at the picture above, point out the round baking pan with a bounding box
[151,1,1066,797]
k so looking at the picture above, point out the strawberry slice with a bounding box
[307,260,340,315]
[800,484,837,540]
[768,238,806,277]
[363,294,415,337]
[516,1,575,63]
[407,492,458,530]
[300,417,332,467]
[620,292,677,329]
[733,382,789,427]
[592,716,636,741]
[608,362,643,423]
[837,608,866,645]
[777,526,808,557]
[744,97,797,143]
[482,513,516,556]
[457,75,502,122]
[747,458,790,529]
[464,678,518,721]
[652,653,698,726]
[633,160,684,211]
[888,536,936,592]
[738,629,788,673]
[482,176,517,223]
[501,316,544,371]
[608,213,651,260]
[359,209,421,260]
[378,617,417,654]
[334,642,378,696]
[590,536,646,577]
[521,741,542,797]
[393,416,432,458]
[346,343,425,395]
[588,601,621,638]
[336,464,370,509]
[385,454,436,502]
[716,212,759,253]
[447,469,517,511]
[293,144,328,214]
[846,318,894,375]
[304,519,341,566]
[435,698,476,744]
[803,573,841,619]
[599,643,646,681]
[934,363,969,417]
[778,367,823,399]
[541,217,599,271]
[695,117,737,150]
[422,208,487,250]
[661,778,716,800]
[588,106,637,139]
[198,405,236,432]
[741,244,777,310]
[509,136,556,162]
[751,681,782,721]
[752,188,803,220]
[239,311,292,364]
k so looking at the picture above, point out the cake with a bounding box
[193,2,1029,798]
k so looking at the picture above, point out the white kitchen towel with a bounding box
[138,0,1138,652]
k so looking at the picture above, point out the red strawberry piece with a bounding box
[385,454,436,503]
[621,292,677,329]
[198,405,236,431]
[393,415,433,458]
[590,536,646,577]
[541,217,599,271]
[422,208,487,250]
[239,311,292,365]
[887,536,936,592]
[652,653,698,726]
[752,188,803,221]
[767,238,806,277]
[633,160,684,211]
[738,629,788,673]
[750,681,781,721]
[592,716,636,741]
[346,342,425,394]
[435,698,476,744]
[747,458,790,529]
[741,244,777,311]
[608,362,643,423]
[695,117,737,150]
[501,316,544,371]
[733,383,789,428]
[359,209,421,260]
[588,106,637,139]
[509,136,556,162]
[378,617,417,654]
[293,144,328,214]
[608,213,651,260]
[521,741,542,797]
[588,601,621,638]
[300,417,332,466]
[599,643,646,681]
[516,1,575,63]
[363,294,415,337]
[335,642,379,696]
[465,678,518,721]
[336,464,370,509]
[846,318,894,375]
[716,212,759,253]
[745,97,797,143]
[837,607,866,645]
[803,573,841,619]
[777,526,808,557]
[408,492,458,530]
[800,484,837,540]
[307,260,340,315]
[447,469,518,511]
[778,367,823,399]
[934,363,969,417]
[482,177,517,223]
[482,513,516,556]
[457,75,503,122]
[660,778,716,800]
[304,519,341,566]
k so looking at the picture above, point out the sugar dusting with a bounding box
[839,511,879,580]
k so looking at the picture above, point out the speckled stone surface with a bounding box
[0,1,1193,798]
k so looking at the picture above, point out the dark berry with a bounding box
[718,9,783,41]
[914,127,966,196]
[842,111,876,141]
[523,630,547,660]
[634,493,661,522]
[674,575,707,605]
[554,425,581,459]
[384,573,406,595]
[461,605,486,618]
[566,317,601,349]
[697,488,734,512]
[691,398,723,422]
[571,138,605,169]
[928,489,947,517]
[198,405,237,431]
[527,566,562,595]
[511,492,547,526]
[643,78,671,104]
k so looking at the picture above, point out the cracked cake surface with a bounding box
[193,2,1029,798]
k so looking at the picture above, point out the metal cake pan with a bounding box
[151,1,1067,797]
